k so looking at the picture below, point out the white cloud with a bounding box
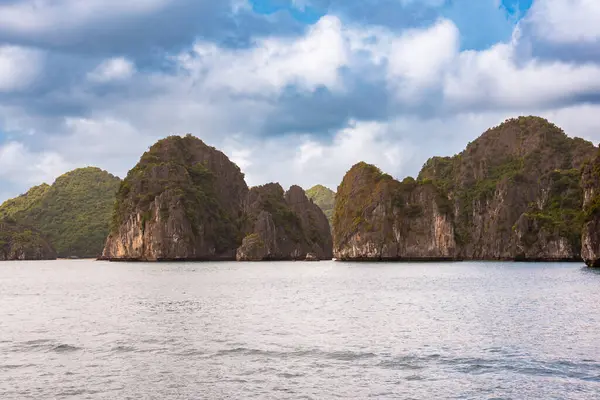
[0,46,44,92]
[176,15,348,95]
[231,0,251,14]
[443,41,600,109]
[87,57,135,83]
[4,7,600,203]
[230,120,418,190]
[0,0,171,35]
[0,141,71,187]
[526,0,600,44]
[387,19,459,96]
[291,0,310,10]
[540,104,600,144]
[42,117,161,178]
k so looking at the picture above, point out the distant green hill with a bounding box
[0,167,121,258]
[306,185,336,225]
[0,218,56,260]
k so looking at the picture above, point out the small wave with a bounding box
[213,347,377,361]
[325,350,376,361]
[378,358,425,371]
[51,344,81,353]
[111,345,136,353]
[10,339,81,353]
[173,349,205,357]
[431,355,600,382]
[278,372,305,379]
[225,378,249,384]
[0,363,36,370]
[56,389,100,397]
[215,347,280,357]
[23,339,53,346]
[457,363,494,374]
[138,300,203,313]
[141,337,178,345]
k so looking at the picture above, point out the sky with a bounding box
[1,0,600,202]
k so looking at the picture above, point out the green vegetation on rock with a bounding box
[245,183,303,243]
[334,116,597,261]
[523,169,585,250]
[417,116,595,255]
[333,162,394,246]
[581,150,600,267]
[582,149,600,222]
[110,134,245,255]
[333,161,456,260]
[0,167,121,258]
[306,185,335,224]
[105,134,333,261]
[0,218,57,260]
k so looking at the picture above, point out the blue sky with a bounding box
[1,0,600,202]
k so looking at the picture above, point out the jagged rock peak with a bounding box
[237,183,333,261]
[334,116,598,262]
[102,135,334,262]
[103,134,249,261]
[333,162,455,261]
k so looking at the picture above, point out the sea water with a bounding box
[1,260,599,399]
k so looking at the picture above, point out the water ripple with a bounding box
[1,260,600,399]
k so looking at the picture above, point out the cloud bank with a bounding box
[1,0,600,201]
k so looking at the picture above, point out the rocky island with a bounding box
[0,167,121,259]
[0,218,56,261]
[581,150,600,267]
[101,134,332,261]
[4,116,600,266]
[237,184,332,260]
[333,116,598,262]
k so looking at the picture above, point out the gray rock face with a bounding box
[236,184,333,261]
[581,152,600,267]
[102,135,333,262]
[102,135,248,261]
[333,164,455,260]
[334,117,597,261]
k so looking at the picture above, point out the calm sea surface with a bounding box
[1,260,599,399]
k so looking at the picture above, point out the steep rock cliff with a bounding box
[333,163,455,260]
[102,134,249,261]
[0,219,57,261]
[237,184,333,260]
[334,117,596,261]
[418,116,594,260]
[581,150,600,267]
[103,135,333,261]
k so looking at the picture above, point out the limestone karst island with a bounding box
[4,2,600,398]
[2,116,600,267]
